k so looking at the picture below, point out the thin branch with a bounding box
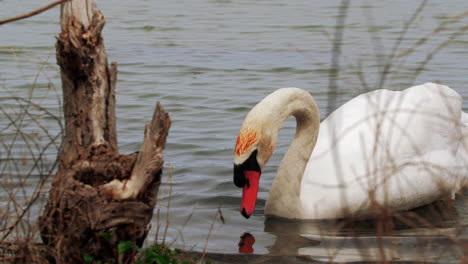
[161,164,173,247]
[327,0,350,115]
[200,205,223,264]
[394,10,468,59]
[0,0,71,26]
[409,25,468,84]
[376,0,428,90]
[327,0,351,218]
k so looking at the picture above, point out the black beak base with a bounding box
[234,164,247,187]
[233,149,260,188]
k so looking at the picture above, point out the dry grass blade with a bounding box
[0,51,63,262]
[409,25,468,84]
[327,0,350,115]
[168,206,196,249]
[200,205,224,264]
[395,10,468,59]
[327,0,352,219]
[376,0,428,89]
[162,164,174,246]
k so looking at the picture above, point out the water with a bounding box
[1,0,468,262]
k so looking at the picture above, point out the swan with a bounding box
[233,83,468,219]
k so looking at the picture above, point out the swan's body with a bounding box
[233,83,468,219]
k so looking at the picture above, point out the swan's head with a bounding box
[233,124,276,219]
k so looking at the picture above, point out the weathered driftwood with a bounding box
[38,1,171,263]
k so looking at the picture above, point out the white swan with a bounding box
[233,83,468,219]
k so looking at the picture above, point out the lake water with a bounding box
[1,0,468,262]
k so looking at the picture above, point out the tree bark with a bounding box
[38,1,171,263]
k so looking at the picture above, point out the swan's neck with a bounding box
[257,88,320,219]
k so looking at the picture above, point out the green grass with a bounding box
[82,242,191,264]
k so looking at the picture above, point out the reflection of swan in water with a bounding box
[234,83,468,219]
[261,199,467,262]
[238,233,255,253]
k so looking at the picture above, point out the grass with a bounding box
[82,241,191,264]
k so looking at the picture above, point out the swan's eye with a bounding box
[234,149,260,187]
[235,128,258,156]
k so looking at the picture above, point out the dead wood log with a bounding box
[38,1,171,263]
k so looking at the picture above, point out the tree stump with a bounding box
[38,1,171,263]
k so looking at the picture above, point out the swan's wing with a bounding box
[454,111,468,191]
[300,83,467,218]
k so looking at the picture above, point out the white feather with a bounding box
[238,83,468,219]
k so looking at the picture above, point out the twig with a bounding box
[409,25,468,84]
[154,168,169,243]
[161,164,173,246]
[200,206,223,264]
[168,206,196,248]
[394,10,468,59]
[327,0,350,115]
[0,58,63,242]
[0,0,71,26]
[376,0,428,90]
[327,0,351,218]
[0,131,62,241]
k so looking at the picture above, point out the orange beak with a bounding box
[240,170,260,218]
